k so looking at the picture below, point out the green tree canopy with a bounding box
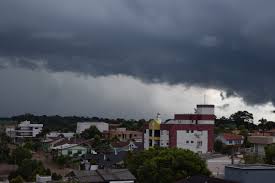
[265,145,275,165]
[125,148,210,183]
[9,159,50,182]
[10,176,24,183]
[11,147,32,165]
[80,126,102,140]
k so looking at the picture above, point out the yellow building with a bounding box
[144,115,161,149]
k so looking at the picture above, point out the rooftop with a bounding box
[222,133,243,140]
[226,164,275,170]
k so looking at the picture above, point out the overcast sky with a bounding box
[1,0,275,122]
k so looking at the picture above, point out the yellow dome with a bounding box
[149,118,161,130]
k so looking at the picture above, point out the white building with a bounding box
[76,122,109,134]
[144,104,215,154]
[6,121,43,138]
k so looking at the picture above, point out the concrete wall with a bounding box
[176,130,208,153]
[76,122,109,133]
[166,119,214,125]
[144,129,149,149]
[160,130,169,147]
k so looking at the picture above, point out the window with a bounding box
[149,130,152,136]
[78,150,82,154]
[191,130,194,133]
[197,141,202,147]
[229,140,233,144]
[68,150,72,155]
[187,130,189,133]
[149,140,152,146]
[191,141,194,144]
[186,141,189,144]
[155,130,160,137]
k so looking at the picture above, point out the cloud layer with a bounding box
[1,0,275,108]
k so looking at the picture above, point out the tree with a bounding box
[10,176,24,183]
[11,147,32,165]
[9,159,50,182]
[125,148,210,183]
[259,118,268,135]
[265,145,275,165]
[214,140,223,153]
[80,126,102,140]
[52,173,62,181]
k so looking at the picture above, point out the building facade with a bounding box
[6,121,43,138]
[144,104,215,154]
[216,133,244,146]
[76,122,109,134]
[103,128,143,142]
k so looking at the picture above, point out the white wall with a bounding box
[176,130,208,153]
[166,119,214,125]
[160,130,169,147]
[197,106,214,115]
[144,129,149,149]
[76,122,109,133]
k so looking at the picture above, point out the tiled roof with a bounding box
[67,169,136,182]
[175,175,238,183]
[0,164,18,175]
[222,133,243,140]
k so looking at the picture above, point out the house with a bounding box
[0,164,18,182]
[111,140,142,153]
[46,132,75,138]
[216,133,244,146]
[76,122,109,133]
[42,136,66,152]
[175,175,239,183]
[103,128,143,142]
[79,151,128,169]
[144,104,215,154]
[247,136,275,156]
[225,164,275,183]
[36,175,52,183]
[6,121,43,138]
[51,139,96,158]
[66,169,136,183]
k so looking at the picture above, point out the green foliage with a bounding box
[11,147,32,165]
[9,159,50,182]
[80,126,102,140]
[265,145,275,164]
[243,154,263,164]
[23,141,42,152]
[214,140,223,153]
[54,155,72,166]
[52,172,62,181]
[125,148,210,183]
[10,176,24,183]
[0,132,11,162]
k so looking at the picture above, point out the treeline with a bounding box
[215,110,275,132]
[9,113,148,132]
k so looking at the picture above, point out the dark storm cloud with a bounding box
[1,0,275,105]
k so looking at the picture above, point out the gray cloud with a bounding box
[1,0,275,106]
